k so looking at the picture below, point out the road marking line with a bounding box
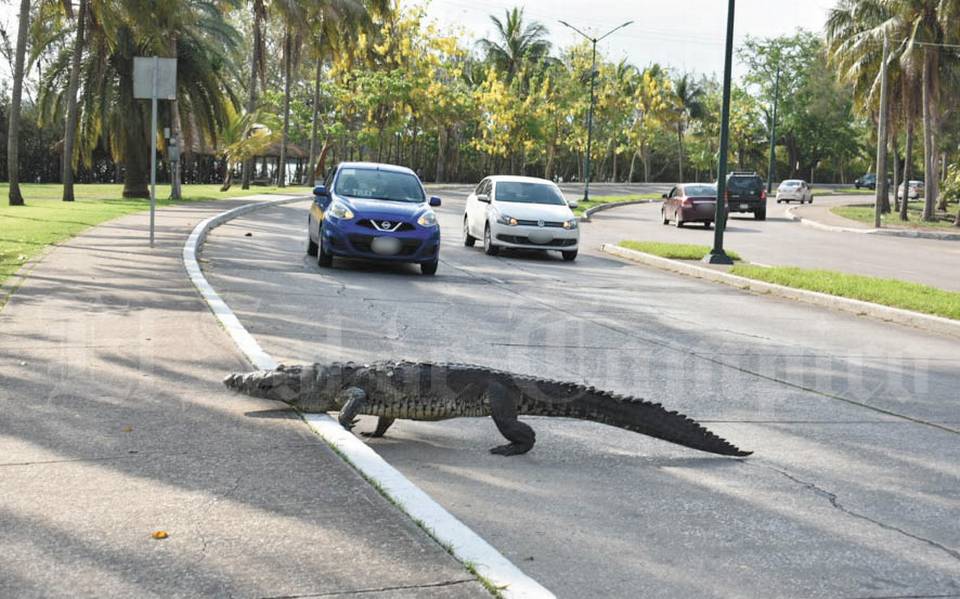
[183,196,554,599]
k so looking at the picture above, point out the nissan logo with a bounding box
[381,221,392,229]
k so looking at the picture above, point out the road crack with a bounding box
[766,465,960,563]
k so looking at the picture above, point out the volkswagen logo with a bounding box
[537,219,545,228]
[381,221,392,229]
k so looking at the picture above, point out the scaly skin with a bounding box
[223,361,752,457]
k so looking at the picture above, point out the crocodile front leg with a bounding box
[487,382,536,456]
[337,387,367,431]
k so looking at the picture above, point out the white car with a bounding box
[899,180,924,200]
[463,176,580,261]
[776,179,813,204]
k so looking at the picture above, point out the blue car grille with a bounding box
[357,219,415,232]
[348,234,423,256]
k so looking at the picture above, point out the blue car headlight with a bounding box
[326,202,354,221]
[417,211,438,227]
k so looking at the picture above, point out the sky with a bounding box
[425,0,837,78]
[0,0,837,84]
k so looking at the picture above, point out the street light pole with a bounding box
[704,0,736,265]
[766,63,781,194]
[558,19,633,202]
[584,41,597,202]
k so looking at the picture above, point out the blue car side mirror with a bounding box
[314,185,328,197]
[429,196,442,207]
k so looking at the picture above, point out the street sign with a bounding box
[133,57,177,100]
[133,56,177,247]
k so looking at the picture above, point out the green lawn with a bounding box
[618,240,742,261]
[730,265,960,321]
[573,194,660,216]
[831,202,960,229]
[0,183,298,287]
[831,188,876,195]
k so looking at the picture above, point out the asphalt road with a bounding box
[584,192,960,292]
[203,189,960,599]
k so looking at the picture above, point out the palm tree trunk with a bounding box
[6,0,30,206]
[937,152,947,211]
[889,135,898,215]
[676,123,684,182]
[241,3,263,190]
[921,48,936,221]
[61,0,88,202]
[435,126,446,183]
[901,117,913,221]
[278,29,292,188]
[168,36,182,200]
[305,54,322,185]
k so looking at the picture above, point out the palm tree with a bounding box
[301,0,388,186]
[672,73,706,182]
[61,0,88,202]
[478,7,552,83]
[240,0,267,189]
[6,0,30,206]
[31,0,89,201]
[827,0,960,221]
[35,0,239,198]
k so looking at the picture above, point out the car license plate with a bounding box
[740,203,749,210]
[371,236,401,256]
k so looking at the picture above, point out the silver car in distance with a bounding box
[463,176,580,262]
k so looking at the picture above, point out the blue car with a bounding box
[307,162,442,275]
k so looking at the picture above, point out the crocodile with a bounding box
[223,361,752,457]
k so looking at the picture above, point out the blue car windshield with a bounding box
[335,168,425,202]
[495,182,566,205]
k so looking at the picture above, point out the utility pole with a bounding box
[704,0,736,265]
[766,63,781,194]
[559,19,633,203]
[874,32,889,229]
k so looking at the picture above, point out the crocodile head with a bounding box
[223,363,343,411]
[223,364,306,404]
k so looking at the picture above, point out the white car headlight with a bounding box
[326,202,354,220]
[563,219,578,230]
[417,211,438,227]
[496,214,519,226]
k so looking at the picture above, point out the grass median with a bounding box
[0,183,294,287]
[617,240,959,320]
[618,240,741,261]
[729,265,960,320]
[831,201,960,229]
[573,193,660,216]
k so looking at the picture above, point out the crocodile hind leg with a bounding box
[487,382,536,456]
[361,417,395,438]
[337,387,367,431]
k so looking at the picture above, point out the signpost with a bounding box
[133,56,177,246]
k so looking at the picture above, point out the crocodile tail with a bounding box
[515,378,751,457]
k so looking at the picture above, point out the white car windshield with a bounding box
[495,182,566,205]
[335,168,425,202]
[782,181,801,187]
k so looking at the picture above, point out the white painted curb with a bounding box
[786,205,960,240]
[602,243,960,340]
[580,198,656,222]
[183,197,555,599]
